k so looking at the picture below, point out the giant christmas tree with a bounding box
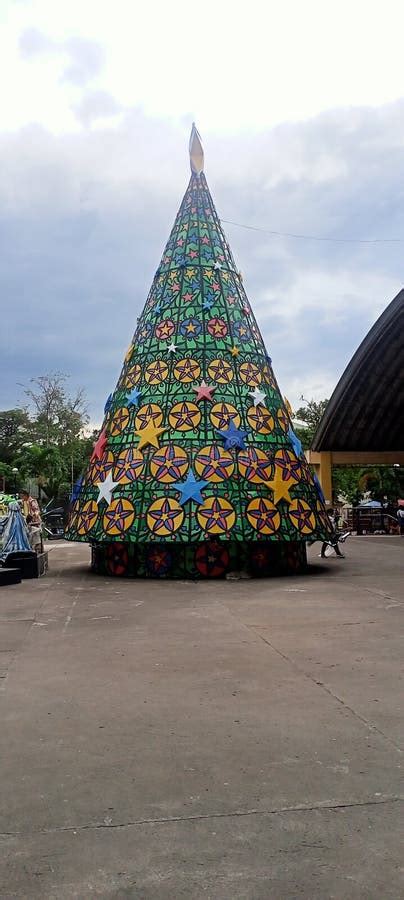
[66,126,331,577]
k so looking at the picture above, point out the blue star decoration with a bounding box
[216,421,248,450]
[172,471,209,505]
[288,426,303,458]
[71,476,83,503]
[104,393,113,414]
[203,297,215,311]
[126,387,142,407]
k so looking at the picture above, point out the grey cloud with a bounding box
[61,37,105,85]
[1,104,404,418]
[19,27,55,57]
[74,90,122,126]
[19,28,104,85]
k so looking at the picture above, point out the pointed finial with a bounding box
[189,123,204,174]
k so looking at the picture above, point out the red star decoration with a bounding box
[182,292,193,303]
[212,281,220,291]
[202,236,210,244]
[189,250,198,259]
[91,429,108,461]
[177,238,184,246]
[193,381,217,402]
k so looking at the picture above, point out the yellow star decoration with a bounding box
[230,345,240,357]
[266,467,293,504]
[284,395,293,417]
[135,421,168,450]
[125,344,136,363]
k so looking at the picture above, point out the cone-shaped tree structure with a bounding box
[66,126,331,577]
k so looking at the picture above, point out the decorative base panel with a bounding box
[90,540,307,579]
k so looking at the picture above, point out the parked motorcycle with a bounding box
[41,502,65,540]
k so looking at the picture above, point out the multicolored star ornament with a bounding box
[91,429,108,461]
[216,420,248,450]
[135,420,168,450]
[104,394,113,414]
[126,387,142,407]
[249,387,267,407]
[172,471,209,504]
[96,471,120,505]
[288,426,303,458]
[193,381,217,402]
[266,467,293,504]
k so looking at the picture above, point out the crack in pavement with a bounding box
[248,626,403,755]
[217,604,403,756]
[1,796,402,838]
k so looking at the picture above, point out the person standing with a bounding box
[19,490,42,553]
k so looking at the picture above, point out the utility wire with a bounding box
[221,218,404,244]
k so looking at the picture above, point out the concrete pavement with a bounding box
[0,537,403,899]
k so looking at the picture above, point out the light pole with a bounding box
[11,467,18,495]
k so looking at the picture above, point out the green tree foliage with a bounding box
[22,373,88,447]
[0,408,31,464]
[1,373,92,499]
[293,399,329,450]
[332,466,363,505]
[293,399,403,504]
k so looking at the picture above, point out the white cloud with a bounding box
[2,0,404,134]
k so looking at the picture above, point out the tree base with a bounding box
[90,541,307,579]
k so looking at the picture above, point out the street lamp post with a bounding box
[11,467,18,495]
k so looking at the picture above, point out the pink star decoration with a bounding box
[193,381,217,403]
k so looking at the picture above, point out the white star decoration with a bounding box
[167,342,177,354]
[249,386,267,407]
[95,471,119,505]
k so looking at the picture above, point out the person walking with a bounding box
[320,508,345,558]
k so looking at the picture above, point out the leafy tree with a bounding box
[0,373,92,499]
[22,373,88,447]
[0,408,31,464]
[14,444,69,499]
[293,398,329,450]
[332,466,363,505]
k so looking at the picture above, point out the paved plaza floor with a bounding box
[0,537,403,899]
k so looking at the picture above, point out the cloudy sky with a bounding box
[1,0,404,422]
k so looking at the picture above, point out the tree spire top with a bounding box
[189,123,204,174]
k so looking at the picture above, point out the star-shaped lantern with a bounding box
[172,471,209,505]
[249,386,267,407]
[104,393,113,414]
[288,426,303,458]
[216,420,248,450]
[135,420,168,450]
[126,387,142,408]
[266,466,293,504]
[95,471,120,505]
[193,380,217,403]
[91,429,108,461]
